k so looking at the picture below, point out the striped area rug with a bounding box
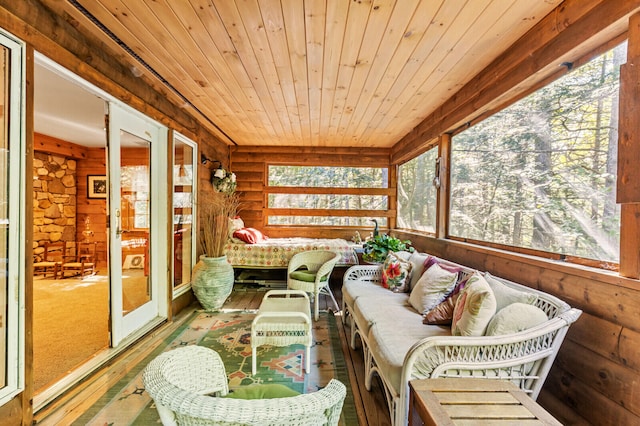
[72,310,356,425]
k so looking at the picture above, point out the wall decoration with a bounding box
[87,175,107,198]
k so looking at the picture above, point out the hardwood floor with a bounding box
[34,274,392,425]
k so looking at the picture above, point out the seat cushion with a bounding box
[368,312,450,395]
[289,269,328,282]
[352,293,409,337]
[223,384,300,399]
[342,278,389,308]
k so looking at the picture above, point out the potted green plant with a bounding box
[362,233,414,264]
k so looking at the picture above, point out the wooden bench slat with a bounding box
[437,391,519,404]
[445,404,536,419]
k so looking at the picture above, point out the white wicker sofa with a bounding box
[342,251,582,426]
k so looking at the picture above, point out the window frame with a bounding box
[441,41,625,271]
[396,145,439,236]
[264,163,394,229]
[171,132,198,297]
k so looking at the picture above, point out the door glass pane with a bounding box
[0,45,8,388]
[120,131,151,314]
[173,139,194,288]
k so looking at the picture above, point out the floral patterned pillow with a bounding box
[381,252,413,293]
[451,273,496,336]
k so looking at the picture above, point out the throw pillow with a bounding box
[407,252,431,291]
[233,227,268,244]
[423,294,458,325]
[485,303,549,336]
[381,252,413,292]
[451,273,497,336]
[423,279,468,325]
[484,272,538,311]
[408,263,459,314]
[223,384,300,399]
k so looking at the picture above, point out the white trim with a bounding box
[171,131,198,298]
[0,28,25,406]
[108,102,168,346]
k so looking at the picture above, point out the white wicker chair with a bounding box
[287,250,341,320]
[143,345,347,426]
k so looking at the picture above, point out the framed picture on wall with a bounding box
[87,175,107,199]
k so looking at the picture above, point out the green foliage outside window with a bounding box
[398,147,438,233]
[267,165,389,227]
[449,42,625,263]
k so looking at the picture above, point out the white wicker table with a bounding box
[251,289,313,375]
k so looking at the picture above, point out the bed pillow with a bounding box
[232,228,268,244]
[381,252,413,293]
[485,303,549,336]
[451,273,496,336]
[484,272,538,311]
[408,263,459,314]
[228,216,245,240]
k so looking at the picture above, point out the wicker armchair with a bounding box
[287,250,340,320]
[143,346,346,426]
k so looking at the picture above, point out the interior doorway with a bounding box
[31,54,169,409]
[32,58,110,394]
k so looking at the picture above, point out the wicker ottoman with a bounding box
[251,289,313,375]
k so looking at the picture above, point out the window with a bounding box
[172,133,197,291]
[450,42,625,263]
[0,29,25,405]
[266,165,389,227]
[397,147,438,234]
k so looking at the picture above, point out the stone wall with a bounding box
[33,152,77,261]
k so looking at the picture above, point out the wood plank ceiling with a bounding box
[60,0,562,148]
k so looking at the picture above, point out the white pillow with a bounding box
[484,272,538,311]
[451,273,496,336]
[228,217,245,240]
[407,252,430,290]
[408,263,459,314]
[485,303,549,336]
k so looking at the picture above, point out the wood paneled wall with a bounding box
[76,148,107,265]
[231,145,392,239]
[395,231,640,425]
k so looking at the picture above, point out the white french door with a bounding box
[108,102,168,346]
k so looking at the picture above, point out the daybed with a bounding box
[342,250,582,426]
[223,218,358,268]
[224,237,358,268]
